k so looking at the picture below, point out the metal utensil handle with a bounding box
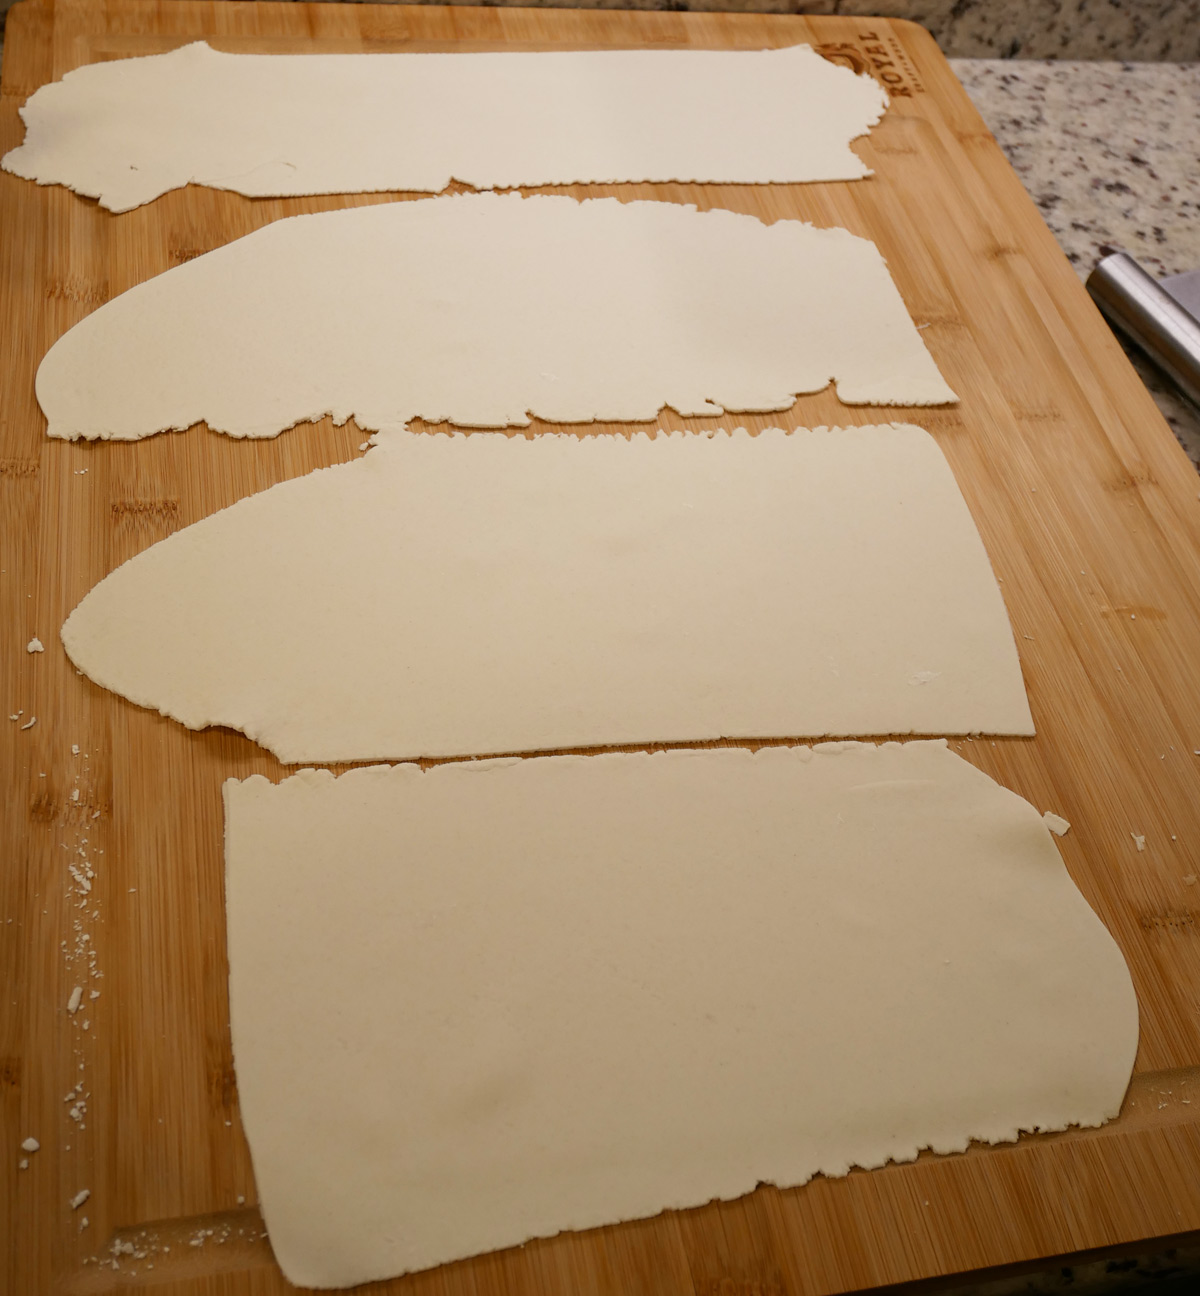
[1086,250,1200,409]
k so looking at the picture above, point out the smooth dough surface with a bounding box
[35,194,956,442]
[62,426,1033,762]
[3,41,887,211]
[224,741,1138,1289]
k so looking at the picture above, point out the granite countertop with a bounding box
[952,57,1200,468]
[1,0,1197,62]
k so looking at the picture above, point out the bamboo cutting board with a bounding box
[4,3,1200,1293]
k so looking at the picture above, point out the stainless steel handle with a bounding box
[1086,250,1200,409]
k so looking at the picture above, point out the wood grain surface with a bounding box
[4,3,1200,1294]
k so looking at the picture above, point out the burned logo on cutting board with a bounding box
[815,31,925,97]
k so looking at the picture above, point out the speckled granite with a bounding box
[955,58,1200,468]
[840,0,1200,60]
[927,1240,1200,1295]
[2,0,1200,61]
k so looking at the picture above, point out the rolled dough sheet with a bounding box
[35,193,956,442]
[2,42,887,212]
[224,741,1139,1289]
[61,425,1033,763]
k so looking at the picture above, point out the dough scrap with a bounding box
[224,741,1138,1289]
[3,41,886,212]
[62,425,1032,763]
[1043,811,1071,836]
[35,193,956,443]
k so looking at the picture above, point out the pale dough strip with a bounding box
[224,741,1137,1288]
[61,425,1031,763]
[35,193,956,443]
[3,42,887,211]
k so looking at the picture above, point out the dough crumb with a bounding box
[67,985,83,1013]
[19,716,36,730]
[19,1158,28,1170]
[70,1189,90,1209]
[21,1137,39,1152]
[1184,875,1196,886]
[27,637,44,653]
[1132,833,1146,852]
[1043,812,1071,836]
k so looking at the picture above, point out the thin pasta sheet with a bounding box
[4,42,887,210]
[36,194,956,443]
[62,425,1032,763]
[224,741,1137,1287]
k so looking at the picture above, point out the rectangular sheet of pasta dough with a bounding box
[224,742,1138,1289]
[62,426,1033,763]
[2,42,887,211]
[35,194,955,444]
